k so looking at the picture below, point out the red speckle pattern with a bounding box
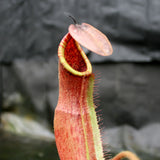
[64,35,87,72]
[54,33,101,160]
[55,65,96,160]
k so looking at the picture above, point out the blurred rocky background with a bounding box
[0,0,160,160]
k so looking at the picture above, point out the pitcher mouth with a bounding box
[58,33,92,76]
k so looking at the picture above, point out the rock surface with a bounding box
[3,60,160,129]
[103,124,160,160]
[1,113,55,141]
[0,130,59,160]
[93,63,160,128]
[1,57,160,160]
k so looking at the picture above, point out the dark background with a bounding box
[1,0,160,63]
[0,0,160,160]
